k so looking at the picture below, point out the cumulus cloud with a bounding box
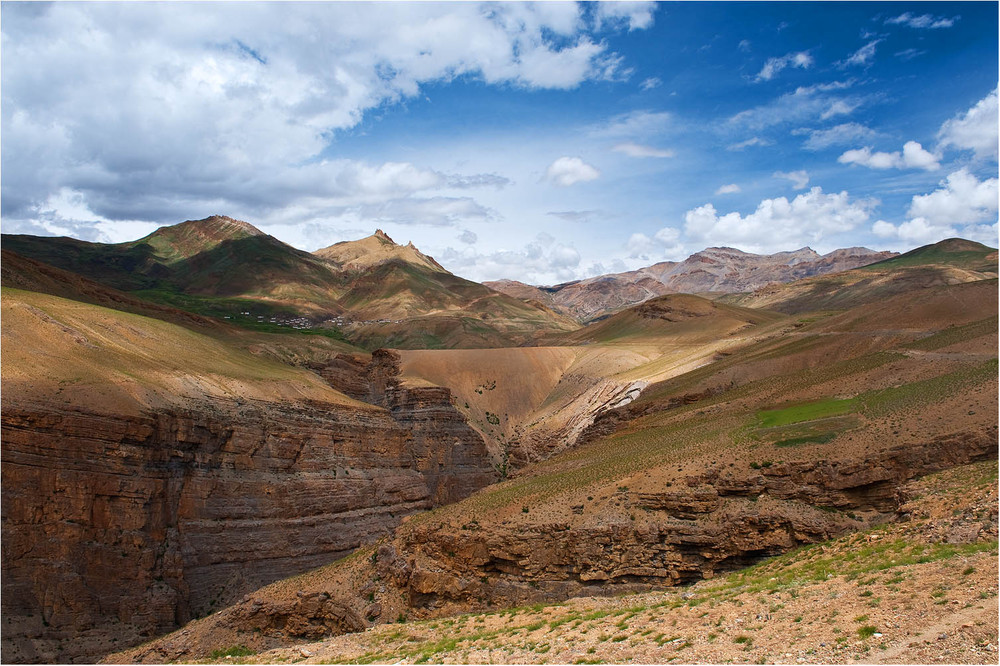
[640,77,662,90]
[773,170,810,190]
[794,122,877,150]
[594,1,657,32]
[755,51,813,82]
[544,156,601,187]
[683,187,875,253]
[625,226,684,261]
[937,88,999,161]
[872,169,998,246]
[436,233,582,283]
[886,13,958,29]
[1,2,650,234]
[612,142,674,158]
[715,184,741,195]
[908,168,998,227]
[458,229,478,244]
[838,141,940,171]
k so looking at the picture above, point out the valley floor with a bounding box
[110,460,999,665]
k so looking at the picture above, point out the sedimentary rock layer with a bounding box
[1,388,493,663]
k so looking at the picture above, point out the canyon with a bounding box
[1,220,997,664]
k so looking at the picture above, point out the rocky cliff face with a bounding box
[1,369,493,663]
[375,430,996,615]
[155,427,997,664]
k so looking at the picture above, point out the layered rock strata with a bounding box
[1,383,493,663]
[376,430,997,613]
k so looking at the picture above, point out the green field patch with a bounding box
[757,398,857,428]
[755,415,862,447]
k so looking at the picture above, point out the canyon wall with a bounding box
[375,430,997,614]
[1,373,493,663]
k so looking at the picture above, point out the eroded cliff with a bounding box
[2,387,492,663]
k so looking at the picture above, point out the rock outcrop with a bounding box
[376,430,997,614]
[1,378,493,663]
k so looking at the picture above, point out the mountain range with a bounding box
[486,245,897,322]
[1,215,997,664]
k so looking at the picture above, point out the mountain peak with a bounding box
[136,215,267,262]
[185,215,264,237]
[314,231,448,274]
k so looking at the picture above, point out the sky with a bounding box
[2,1,998,285]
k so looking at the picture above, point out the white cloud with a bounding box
[730,81,867,130]
[612,142,674,158]
[683,187,874,253]
[794,122,877,150]
[436,234,582,283]
[937,88,999,161]
[838,141,941,171]
[545,156,601,187]
[546,210,603,223]
[1,2,650,232]
[886,13,958,29]
[727,137,772,151]
[640,77,662,90]
[773,170,810,190]
[907,168,998,227]
[626,225,684,261]
[715,184,741,195]
[755,51,813,82]
[842,39,881,67]
[873,168,998,248]
[458,229,478,244]
[355,196,496,227]
[594,1,657,32]
[589,110,671,138]
[894,48,926,61]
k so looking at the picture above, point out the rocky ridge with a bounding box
[487,246,896,322]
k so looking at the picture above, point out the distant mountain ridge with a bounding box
[487,245,898,321]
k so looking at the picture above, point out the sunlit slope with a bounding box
[722,238,997,314]
[1,288,364,416]
[396,278,997,531]
[313,229,446,273]
[398,295,789,465]
[565,293,786,344]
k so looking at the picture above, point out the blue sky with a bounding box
[2,2,997,284]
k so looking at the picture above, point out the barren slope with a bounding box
[488,246,896,322]
[397,294,789,466]
[113,276,997,664]
[722,239,997,314]
[108,460,998,665]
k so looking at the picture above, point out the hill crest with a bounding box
[314,230,447,274]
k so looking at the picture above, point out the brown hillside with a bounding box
[314,229,447,273]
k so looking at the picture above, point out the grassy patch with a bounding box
[209,645,255,659]
[757,398,857,428]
